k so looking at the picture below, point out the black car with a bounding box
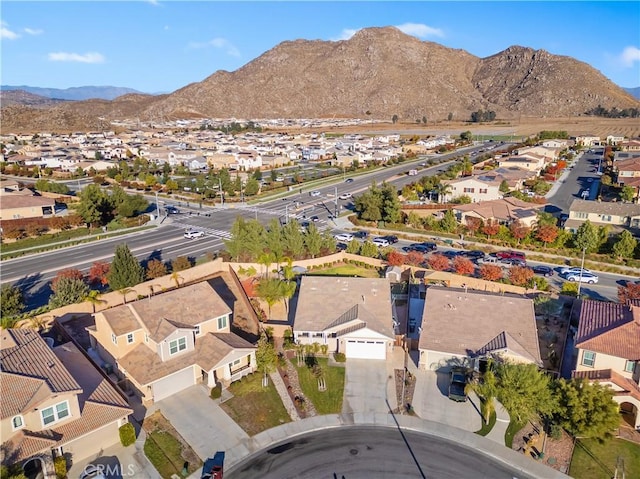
[381,235,399,244]
[353,230,369,239]
[532,265,554,277]
[345,178,354,183]
[441,250,462,259]
[448,367,468,402]
[403,242,437,254]
[461,250,485,259]
[335,242,348,251]
[419,242,438,251]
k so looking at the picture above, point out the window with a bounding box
[313,332,323,338]
[12,415,24,430]
[576,212,588,219]
[169,337,187,355]
[625,360,636,373]
[582,350,596,367]
[111,333,117,345]
[217,315,227,330]
[463,187,475,193]
[126,333,134,344]
[41,401,70,426]
[194,325,201,336]
[144,333,149,343]
[602,215,612,222]
[298,332,309,337]
[479,188,488,194]
[233,359,241,366]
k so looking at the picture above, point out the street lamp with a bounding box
[577,247,586,296]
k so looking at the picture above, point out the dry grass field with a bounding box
[284,116,639,139]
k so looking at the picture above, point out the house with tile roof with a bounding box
[453,197,544,228]
[572,299,640,429]
[441,176,503,203]
[87,280,257,403]
[614,156,640,202]
[293,276,395,360]
[418,287,542,371]
[564,199,640,235]
[1,329,132,475]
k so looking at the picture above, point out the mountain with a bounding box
[624,87,640,100]
[0,89,68,108]
[1,85,144,101]
[1,27,638,131]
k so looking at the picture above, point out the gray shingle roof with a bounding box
[569,199,640,216]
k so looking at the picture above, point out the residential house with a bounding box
[619,139,640,152]
[572,299,640,429]
[515,145,560,163]
[606,135,625,146]
[0,190,56,220]
[1,329,132,474]
[453,197,544,228]
[542,139,571,149]
[474,167,535,191]
[564,199,640,235]
[293,277,395,360]
[575,135,601,147]
[441,177,503,203]
[87,281,257,403]
[614,156,640,201]
[497,155,546,173]
[418,287,542,371]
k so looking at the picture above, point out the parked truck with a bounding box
[201,451,224,479]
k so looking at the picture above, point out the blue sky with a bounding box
[2,1,639,93]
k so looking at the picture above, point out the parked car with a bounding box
[563,271,599,284]
[559,266,592,275]
[345,178,354,183]
[335,242,348,251]
[310,215,320,222]
[334,233,354,242]
[338,193,352,200]
[310,190,321,197]
[372,237,390,248]
[184,230,205,239]
[165,205,180,214]
[441,250,463,259]
[532,265,554,277]
[403,242,437,253]
[381,235,399,244]
[448,367,468,402]
[461,250,485,259]
[500,258,527,268]
[495,250,526,261]
[353,230,369,239]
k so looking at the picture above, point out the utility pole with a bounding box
[577,247,586,296]
[334,185,338,218]
[155,190,161,222]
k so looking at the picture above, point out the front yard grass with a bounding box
[220,372,291,436]
[569,438,640,479]
[307,263,381,278]
[295,357,345,414]
[504,419,526,448]
[474,409,497,437]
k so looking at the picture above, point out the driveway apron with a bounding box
[342,359,390,415]
[155,385,249,460]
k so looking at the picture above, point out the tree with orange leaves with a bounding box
[453,256,475,275]
[479,264,503,281]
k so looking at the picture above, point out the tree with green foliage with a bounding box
[282,220,306,259]
[224,217,266,261]
[612,230,637,260]
[620,185,636,202]
[49,277,90,309]
[392,114,398,124]
[354,182,383,222]
[346,239,360,254]
[499,180,510,193]
[244,176,260,196]
[77,183,111,227]
[256,278,285,317]
[573,220,599,253]
[171,256,192,272]
[359,240,379,258]
[0,284,25,320]
[553,378,620,439]
[434,182,452,203]
[264,219,285,265]
[460,131,473,142]
[439,209,458,233]
[304,223,323,258]
[494,362,557,423]
[561,281,580,297]
[469,367,499,424]
[85,289,106,313]
[380,183,402,224]
[256,333,277,374]
[107,244,144,290]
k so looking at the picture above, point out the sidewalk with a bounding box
[485,399,510,445]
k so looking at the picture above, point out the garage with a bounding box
[345,339,387,360]
[151,367,195,402]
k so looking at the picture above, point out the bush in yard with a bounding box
[119,422,136,447]
[54,456,67,479]
[334,352,346,362]
[210,383,222,400]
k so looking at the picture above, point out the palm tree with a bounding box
[460,156,473,177]
[170,271,184,288]
[467,364,499,424]
[118,288,135,305]
[257,252,274,279]
[85,290,106,313]
[434,182,453,203]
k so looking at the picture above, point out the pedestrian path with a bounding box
[485,398,510,445]
[269,370,301,421]
[169,221,232,239]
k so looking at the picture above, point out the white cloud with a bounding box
[619,46,640,67]
[24,27,43,35]
[395,23,444,39]
[331,28,359,41]
[1,21,20,40]
[48,52,105,63]
[188,38,240,57]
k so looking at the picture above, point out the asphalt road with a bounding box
[227,426,537,479]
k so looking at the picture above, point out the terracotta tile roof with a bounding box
[0,329,82,395]
[117,332,255,386]
[419,287,541,364]
[294,276,394,339]
[0,372,52,419]
[0,194,56,210]
[99,281,232,341]
[454,197,542,222]
[575,300,640,359]
[572,369,640,402]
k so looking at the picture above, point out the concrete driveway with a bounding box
[342,358,393,415]
[412,370,483,432]
[154,385,249,461]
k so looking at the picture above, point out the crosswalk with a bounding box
[170,221,232,239]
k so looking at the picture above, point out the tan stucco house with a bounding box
[573,299,640,429]
[293,276,395,360]
[418,287,542,371]
[564,199,640,234]
[1,329,132,476]
[87,281,257,403]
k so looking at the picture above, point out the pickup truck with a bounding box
[201,451,224,479]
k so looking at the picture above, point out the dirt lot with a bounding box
[279,117,640,139]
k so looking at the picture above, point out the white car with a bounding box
[184,230,205,239]
[564,272,599,284]
[334,233,354,242]
[338,193,352,200]
[372,237,390,248]
[559,266,591,275]
[310,190,321,197]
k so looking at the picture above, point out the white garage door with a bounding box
[345,339,386,360]
[152,367,194,402]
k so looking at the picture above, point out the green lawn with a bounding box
[504,419,526,448]
[475,410,497,437]
[295,357,345,414]
[143,431,196,479]
[220,372,291,436]
[308,263,381,278]
[569,438,640,479]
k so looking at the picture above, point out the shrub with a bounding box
[334,352,346,363]
[54,456,67,479]
[210,383,222,400]
[119,422,136,447]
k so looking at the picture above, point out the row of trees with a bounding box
[471,361,620,441]
[76,184,148,228]
[353,182,402,224]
